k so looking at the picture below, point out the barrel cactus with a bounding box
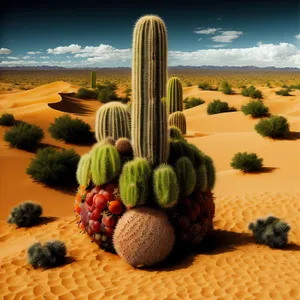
[76,153,91,187]
[167,77,183,114]
[169,111,187,135]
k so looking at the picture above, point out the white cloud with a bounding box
[211,44,226,48]
[23,55,31,59]
[47,44,82,54]
[40,56,50,59]
[295,34,300,40]
[194,28,221,35]
[0,60,39,65]
[0,48,12,54]
[27,51,42,54]
[198,38,202,41]
[7,56,18,59]
[212,30,243,43]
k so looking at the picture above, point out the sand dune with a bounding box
[0,82,300,299]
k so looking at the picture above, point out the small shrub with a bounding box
[26,147,80,186]
[198,82,211,90]
[255,115,290,138]
[0,113,15,126]
[241,86,263,99]
[28,240,67,269]
[48,115,94,144]
[231,152,263,172]
[219,81,233,95]
[97,88,118,103]
[7,202,42,227]
[207,99,237,115]
[184,97,205,109]
[241,100,269,118]
[4,122,44,150]
[289,84,300,90]
[275,89,291,96]
[76,88,98,99]
[249,216,290,248]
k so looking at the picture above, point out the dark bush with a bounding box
[0,113,15,126]
[255,115,290,138]
[249,216,290,248]
[289,84,300,90]
[219,81,233,95]
[28,240,67,269]
[26,147,80,187]
[97,88,118,103]
[184,97,205,109]
[275,89,291,96]
[241,86,263,99]
[8,202,42,227]
[48,115,94,144]
[76,88,98,99]
[207,99,237,115]
[4,122,44,150]
[198,82,212,90]
[231,152,263,172]
[241,100,269,118]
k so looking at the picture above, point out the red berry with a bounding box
[87,204,95,212]
[91,186,102,194]
[86,226,94,236]
[102,214,116,227]
[86,191,96,206]
[105,226,114,236]
[108,200,123,215]
[93,194,108,211]
[98,189,104,195]
[103,191,112,201]
[91,220,101,233]
[79,222,85,230]
[91,208,102,221]
[105,184,116,193]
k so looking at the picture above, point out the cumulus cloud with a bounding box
[212,31,243,43]
[0,48,12,54]
[0,60,39,65]
[295,34,300,40]
[194,28,221,35]
[23,55,31,59]
[40,56,50,59]
[47,44,82,54]
[7,56,18,59]
[27,51,42,54]
[211,44,226,48]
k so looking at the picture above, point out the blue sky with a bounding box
[1,0,300,68]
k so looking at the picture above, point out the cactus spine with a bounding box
[90,145,121,185]
[169,111,186,135]
[91,71,96,88]
[167,77,183,114]
[95,102,130,142]
[169,126,185,142]
[76,153,91,187]
[132,15,169,166]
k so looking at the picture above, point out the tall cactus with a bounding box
[91,71,96,88]
[132,15,169,166]
[169,111,186,135]
[95,102,131,142]
[167,77,183,114]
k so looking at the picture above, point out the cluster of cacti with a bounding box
[74,14,217,267]
[249,216,290,248]
[95,102,131,142]
[91,71,96,88]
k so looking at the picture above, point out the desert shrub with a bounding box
[289,84,300,90]
[0,113,15,126]
[255,115,290,138]
[198,82,211,90]
[184,97,205,109]
[4,122,44,150]
[119,96,130,104]
[97,88,118,103]
[219,81,233,95]
[266,82,272,88]
[48,114,94,144]
[241,86,263,99]
[231,152,263,172]
[241,100,269,118]
[207,99,237,115]
[249,216,290,248]
[7,202,42,227]
[28,240,67,269]
[76,88,98,99]
[275,89,291,96]
[26,147,80,186]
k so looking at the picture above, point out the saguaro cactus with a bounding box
[169,111,187,135]
[167,77,183,114]
[91,71,96,88]
[131,15,169,166]
[95,102,131,142]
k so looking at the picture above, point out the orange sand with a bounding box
[0,82,300,299]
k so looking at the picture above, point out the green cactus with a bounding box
[166,77,183,114]
[204,155,216,190]
[90,144,121,186]
[131,15,169,166]
[76,153,91,187]
[153,164,179,208]
[195,163,208,192]
[170,126,185,142]
[91,71,96,88]
[168,140,189,165]
[92,137,115,150]
[95,102,130,142]
[119,157,152,208]
[187,143,205,169]
[175,157,196,197]
[169,111,186,135]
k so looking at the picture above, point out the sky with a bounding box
[1,0,300,68]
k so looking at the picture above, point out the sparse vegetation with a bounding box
[198,82,214,90]
[255,115,290,138]
[28,240,67,269]
[8,202,43,227]
[219,81,233,95]
[48,114,94,144]
[241,85,263,99]
[207,99,237,115]
[4,122,44,150]
[241,100,269,118]
[26,147,80,187]
[75,87,98,99]
[231,152,264,172]
[184,97,205,109]
[275,89,292,96]
[289,84,300,90]
[0,113,15,126]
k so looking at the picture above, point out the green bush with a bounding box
[207,99,237,115]
[26,147,80,186]
[289,84,300,90]
[97,88,118,103]
[231,152,263,172]
[241,86,263,99]
[76,88,98,99]
[8,202,42,227]
[0,113,15,126]
[184,97,205,109]
[275,89,291,96]
[255,115,290,138]
[4,122,44,150]
[28,240,67,269]
[48,115,94,144]
[198,82,212,90]
[241,100,269,118]
[219,81,233,95]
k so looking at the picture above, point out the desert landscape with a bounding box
[0,66,300,299]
